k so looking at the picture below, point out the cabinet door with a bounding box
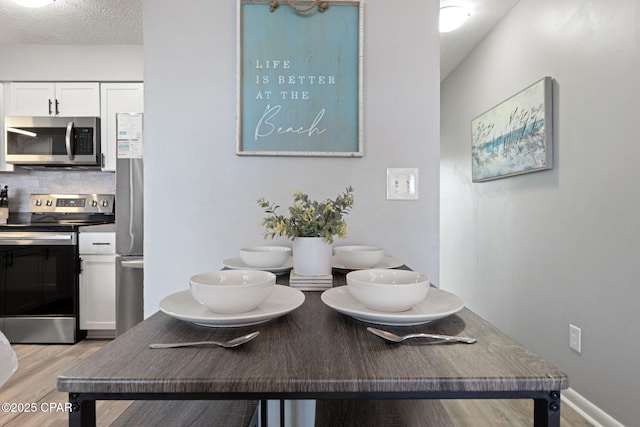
[1,247,43,315]
[79,232,116,255]
[8,82,100,117]
[55,83,100,116]
[100,83,144,171]
[79,254,116,330]
[8,82,55,116]
[0,84,15,171]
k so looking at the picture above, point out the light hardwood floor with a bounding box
[0,340,131,427]
[0,339,593,427]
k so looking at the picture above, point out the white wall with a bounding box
[0,45,143,81]
[441,0,640,425]
[143,0,440,315]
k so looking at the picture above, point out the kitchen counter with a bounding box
[78,223,116,233]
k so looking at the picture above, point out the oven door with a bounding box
[0,231,80,343]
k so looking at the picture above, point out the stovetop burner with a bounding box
[30,213,115,225]
[31,194,115,228]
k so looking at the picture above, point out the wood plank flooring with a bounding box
[0,340,131,427]
[0,339,593,426]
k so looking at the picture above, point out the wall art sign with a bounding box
[471,77,553,182]
[236,0,363,157]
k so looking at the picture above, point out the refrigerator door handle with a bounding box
[121,258,144,269]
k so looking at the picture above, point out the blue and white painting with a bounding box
[472,77,553,182]
[238,0,362,157]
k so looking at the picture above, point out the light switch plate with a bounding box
[386,168,419,200]
[569,324,582,353]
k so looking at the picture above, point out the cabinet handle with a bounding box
[55,99,60,115]
[48,99,53,115]
[92,242,111,246]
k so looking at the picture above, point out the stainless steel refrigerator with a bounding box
[115,113,144,336]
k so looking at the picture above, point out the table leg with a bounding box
[260,399,268,427]
[280,400,285,427]
[533,391,561,427]
[68,394,96,427]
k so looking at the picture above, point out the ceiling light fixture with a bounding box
[12,0,55,8]
[439,5,470,33]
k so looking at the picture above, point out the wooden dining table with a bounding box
[57,268,568,427]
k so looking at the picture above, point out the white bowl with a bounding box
[189,270,276,313]
[239,246,292,268]
[346,269,430,312]
[334,245,385,269]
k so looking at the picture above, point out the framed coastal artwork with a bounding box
[471,77,553,182]
[236,0,363,157]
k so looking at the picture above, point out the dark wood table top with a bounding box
[57,271,568,397]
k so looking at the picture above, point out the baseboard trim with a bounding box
[562,387,624,427]
[85,330,116,339]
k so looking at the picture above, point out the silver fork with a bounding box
[367,327,476,344]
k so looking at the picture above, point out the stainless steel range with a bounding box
[0,194,114,344]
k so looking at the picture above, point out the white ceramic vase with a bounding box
[292,237,333,276]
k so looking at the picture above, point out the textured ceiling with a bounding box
[0,0,519,78]
[440,0,520,79]
[0,0,142,45]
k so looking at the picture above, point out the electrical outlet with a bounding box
[386,168,419,200]
[569,324,582,353]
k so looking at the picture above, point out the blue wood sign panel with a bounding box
[237,0,362,156]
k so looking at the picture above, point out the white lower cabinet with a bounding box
[79,232,116,332]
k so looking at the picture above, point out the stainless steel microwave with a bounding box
[5,116,101,167]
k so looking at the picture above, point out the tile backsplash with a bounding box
[0,169,115,213]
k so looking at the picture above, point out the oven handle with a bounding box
[0,233,76,245]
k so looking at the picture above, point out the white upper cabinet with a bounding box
[0,83,14,172]
[56,83,101,116]
[100,83,144,171]
[8,83,54,116]
[8,82,100,117]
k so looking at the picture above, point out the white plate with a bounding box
[332,255,404,270]
[159,285,305,327]
[321,286,464,326]
[223,256,293,275]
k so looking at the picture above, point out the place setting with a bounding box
[332,245,404,271]
[321,268,465,327]
[158,268,305,329]
[222,245,293,275]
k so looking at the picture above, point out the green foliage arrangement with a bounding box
[258,187,354,244]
